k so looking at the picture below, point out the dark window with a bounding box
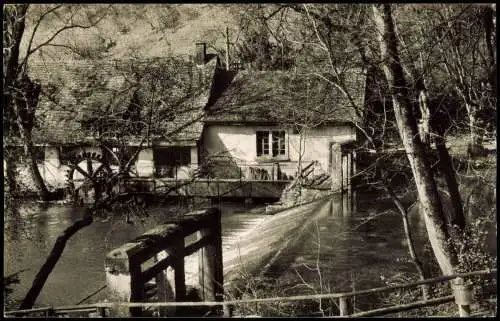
[154,147,191,178]
[257,131,286,157]
[34,146,45,164]
[81,119,99,137]
[59,146,77,165]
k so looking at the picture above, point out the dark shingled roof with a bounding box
[29,56,218,146]
[205,68,366,125]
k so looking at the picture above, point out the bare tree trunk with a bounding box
[3,4,28,90]
[483,5,496,71]
[373,4,459,276]
[4,148,19,197]
[433,128,466,230]
[4,4,51,200]
[11,97,50,200]
[490,4,497,97]
[19,209,94,309]
[409,64,465,230]
[405,55,466,229]
[416,77,430,147]
[384,182,429,300]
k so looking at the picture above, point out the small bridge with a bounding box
[129,178,290,199]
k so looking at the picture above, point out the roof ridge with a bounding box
[28,55,196,67]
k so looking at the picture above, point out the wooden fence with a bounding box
[5,269,495,318]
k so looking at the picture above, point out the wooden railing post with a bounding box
[213,208,224,304]
[129,260,143,317]
[339,296,353,316]
[223,303,233,317]
[46,307,55,317]
[197,208,223,312]
[154,254,168,317]
[160,237,186,316]
[453,277,473,317]
[173,246,186,299]
[97,307,106,317]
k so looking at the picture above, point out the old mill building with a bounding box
[7,43,367,198]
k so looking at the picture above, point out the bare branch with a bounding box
[25,5,64,62]
[20,6,110,68]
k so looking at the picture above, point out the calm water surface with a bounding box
[265,198,429,308]
[4,196,431,308]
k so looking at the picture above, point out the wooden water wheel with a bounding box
[67,152,112,205]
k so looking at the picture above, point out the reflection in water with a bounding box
[262,194,430,312]
[330,193,345,218]
[4,194,432,310]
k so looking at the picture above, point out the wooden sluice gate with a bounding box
[104,208,223,317]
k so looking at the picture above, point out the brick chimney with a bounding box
[195,42,206,65]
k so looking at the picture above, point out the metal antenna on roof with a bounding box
[225,26,230,71]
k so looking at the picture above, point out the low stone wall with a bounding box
[265,179,331,214]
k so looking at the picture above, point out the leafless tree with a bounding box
[3,4,109,200]
[372,4,468,277]
[227,4,433,300]
[410,5,496,153]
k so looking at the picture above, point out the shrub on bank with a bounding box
[380,175,497,317]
